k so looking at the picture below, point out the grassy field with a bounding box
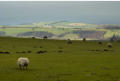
[0,28,73,36]
[0,37,120,81]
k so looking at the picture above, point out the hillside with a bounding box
[0,37,120,81]
[0,21,120,40]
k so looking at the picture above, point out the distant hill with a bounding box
[0,21,120,40]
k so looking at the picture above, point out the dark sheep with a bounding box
[32,37,35,39]
[83,38,86,42]
[104,49,109,51]
[27,51,31,53]
[58,50,63,53]
[98,41,102,44]
[4,52,10,54]
[43,36,48,39]
[40,46,42,48]
[0,51,10,54]
[103,49,113,51]
[67,39,72,44]
[37,50,47,54]
[21,51,26,53]
[0,52,4,54]
[107,43,112,48]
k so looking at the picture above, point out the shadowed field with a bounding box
[0,37,120,81]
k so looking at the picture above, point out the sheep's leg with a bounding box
[23,66,25,70]
[25,66,27,70]
[19,64,22,70]
[24,63,28,70]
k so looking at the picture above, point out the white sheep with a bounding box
[17,57,29,70]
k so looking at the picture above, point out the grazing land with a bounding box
[0,37,120,81]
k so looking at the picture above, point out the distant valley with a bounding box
[0,21,120,40]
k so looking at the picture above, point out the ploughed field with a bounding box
[0,37,120,81]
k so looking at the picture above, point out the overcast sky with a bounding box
[0,1,120,25]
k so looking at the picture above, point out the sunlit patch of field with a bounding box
[0,28,32,36]
[0,37,120,81]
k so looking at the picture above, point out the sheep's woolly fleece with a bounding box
[18,57,29,66]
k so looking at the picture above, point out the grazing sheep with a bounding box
[107,43,112,48]
[83,38,86,42]
[32,37,35,39]
[27,51,31,53]
[43,36,48,39]
[98,41,102,45]
[18,57,29,70]
[67,39,72,44]
[58,50,63,53]
[0,51,10,54]
[37,50,47,54]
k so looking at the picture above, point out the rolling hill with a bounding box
[0,21,120,40]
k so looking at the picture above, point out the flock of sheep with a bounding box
[17,38,113,70]
[67,38,112,48]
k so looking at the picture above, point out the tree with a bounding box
[110,34,120,41]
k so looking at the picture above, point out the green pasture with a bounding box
[0,37,120,81]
